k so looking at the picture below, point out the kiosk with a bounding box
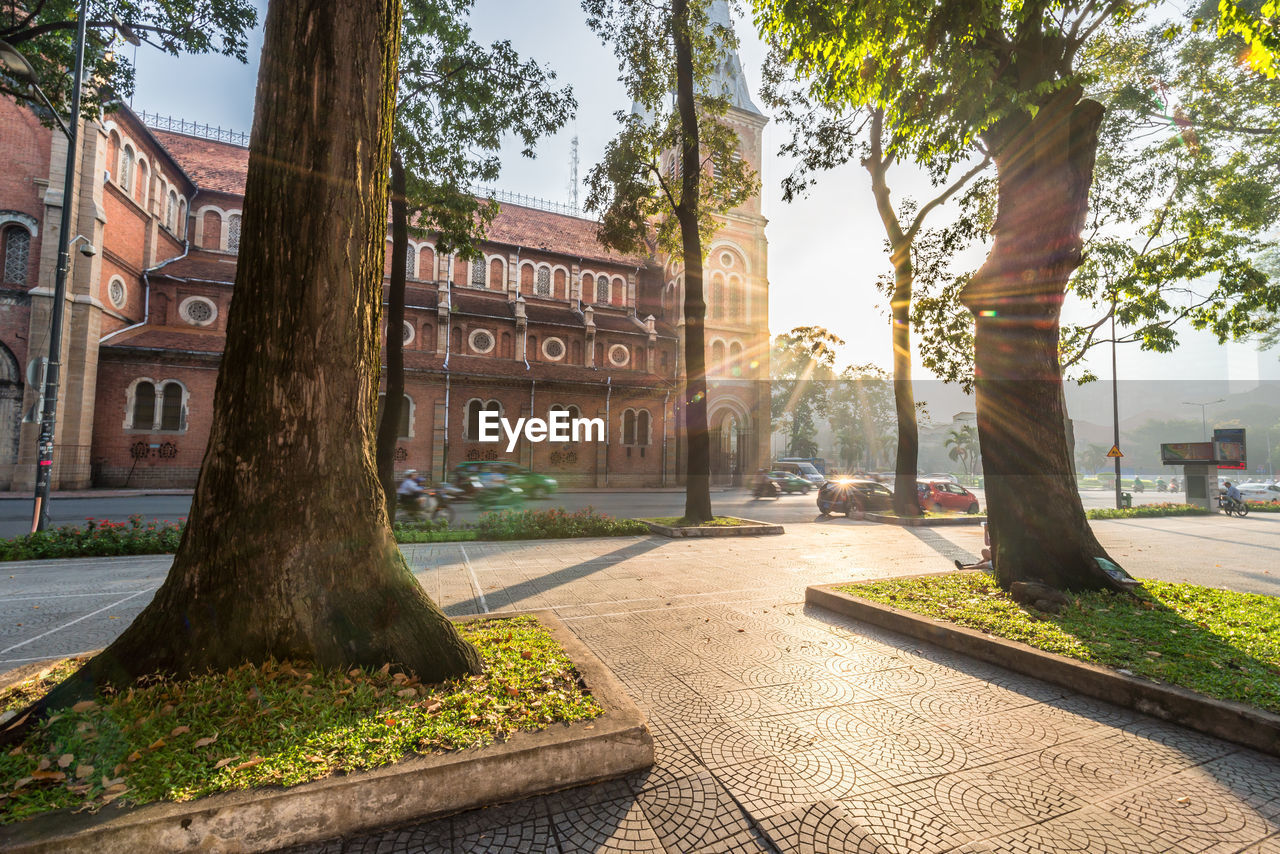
[1160,429,1246,512]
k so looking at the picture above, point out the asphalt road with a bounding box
[0,486,1223,538]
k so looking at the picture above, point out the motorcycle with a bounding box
[475,482,524,511]
[752,478,780,499]
[1218,493,1250,518]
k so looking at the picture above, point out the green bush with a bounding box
[1086,502,1212,519]
[0,516,184,562]
[1245,501,1280,512]
[475,508,647,540]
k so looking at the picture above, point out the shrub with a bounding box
[1086,503,1212,519]
[0,515,185,562]
[474,508,647,540]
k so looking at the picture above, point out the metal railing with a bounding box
[472,185,594,220]
[139,111,250,147]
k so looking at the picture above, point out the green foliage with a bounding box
[580,0,756,259]
[841,572,1280,713]
[0,516,183,562]
[770,326,842,460]
[393,0,575,255]
[1218,0,1279,77]
[1086,503,1213,519]
[1,0,256,120]
[944,425,979,476]
[472,508,648,540]
[0,617,602,823]
[828,364,898,471]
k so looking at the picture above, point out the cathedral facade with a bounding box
[0,63,769,491]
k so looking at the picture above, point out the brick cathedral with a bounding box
[0,28,770,491]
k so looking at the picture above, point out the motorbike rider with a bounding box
[1223,481,1243,509]
[397,469,425,504]
[752,469,776,498]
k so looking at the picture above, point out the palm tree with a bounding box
[944,425,979,476]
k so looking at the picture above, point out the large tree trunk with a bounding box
[674,0,712,523]
[377,150,409,518]
[6,0,481,731]
[960,86,1125,593]
[889,272,921,516]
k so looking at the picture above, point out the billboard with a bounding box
[1161,442,1215,464]
[1214,428,1246,471]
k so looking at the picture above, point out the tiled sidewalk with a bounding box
[285,534,1280,853]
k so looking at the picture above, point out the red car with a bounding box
[917,479,981,514]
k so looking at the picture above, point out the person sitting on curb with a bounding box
[955,522,993,571]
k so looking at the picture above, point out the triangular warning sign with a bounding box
[1106,445,1124,458]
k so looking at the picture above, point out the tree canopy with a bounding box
[1,0,256,118]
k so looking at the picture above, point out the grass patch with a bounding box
[1086,503,1212,519]
[0,616,602,824]
[643,516,756,527]
[837,573,1280,713]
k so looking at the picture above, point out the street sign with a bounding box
[1106,445,1124,458]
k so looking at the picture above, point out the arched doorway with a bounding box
[708,403,751,487]
[0,343,23,485]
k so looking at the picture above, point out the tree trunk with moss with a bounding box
[960,86,1126,593]
[4,0,480,737]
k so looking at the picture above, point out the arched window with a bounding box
[622,409,636,445]
[131,381,155,429]
[202,210,222,248]
[489,258,504,290]
[2,226,31,286]
[636,410,651,445]
[553,268,567,299]
[465,399,503,440]
[421,246,435,280]
[377,393,413,438]
[120,145,136,193]
[581,273,594,303]
[535,266,551,297]
[227,214,242,252]
[136,160,149,206]
[612,277,625,306]
[471,258,487,288]
[728,276,743,321]
[177,198,187,238]
[160,382,184,430]
[405,244,417,279]
[452,255,467,286]
[596,276,610,304]
[520,264,534,294]
[711,340,726,375]
[711,275,725,320]
[166,190,178,231]
[728,341,743,377]
[422,324,435,352]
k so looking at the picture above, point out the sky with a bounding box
[126,0,1279,389]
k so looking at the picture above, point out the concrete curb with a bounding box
[0,610,653,854]
[863,512,986,527]
[806,582,1280,759]
[641,516,785,537]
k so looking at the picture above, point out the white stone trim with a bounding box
[608,343,630,367]
[178,295,218,327]
[468,328,496,354]
[541,336,566,361]
[107,275,128,309]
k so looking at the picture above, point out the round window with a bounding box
[179,296,217,327]
[542,337,565,361]
[720,251,733,267]
[469,329,495,354]
[402,321,415,344]
[108,278,127,309]
[608,344,630,367]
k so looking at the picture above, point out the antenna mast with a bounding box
[568,134,580,213]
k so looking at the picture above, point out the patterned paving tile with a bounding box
[635,768,753,852]
[1198,751,1280,820]
[777,744,886,800]
[689,826,778,853]
[756,801,893,854]
[713,755,828,818]
[340,821,453,854]
[453,816,559,853]
[977,807,1190,853]
[679,719,773,769]
[1100,770,1276,850]
[551,796,664,854]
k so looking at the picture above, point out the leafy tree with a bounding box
[376,0,575,514]
[1077,443,1108,476]
[758,54,990,511]
[1,0,256,118]
[944,425,979,476]
[828,364,897,472]
[756,0,1144,592]
[1218,0,1279,76]
[911,21,1280,388]
[582,0,755,522]
[3,0,482,737]
[770,326,842,461]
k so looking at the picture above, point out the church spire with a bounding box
[704,0,764,117]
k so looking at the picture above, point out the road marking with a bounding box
[0,651,98,665]
[458,544,489,614]
[0,589,156,603]
[0,590,151,655]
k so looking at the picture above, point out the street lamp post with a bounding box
[1111,309,1122,509]
[1183,399,1225,442]
[2,1,137,531]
